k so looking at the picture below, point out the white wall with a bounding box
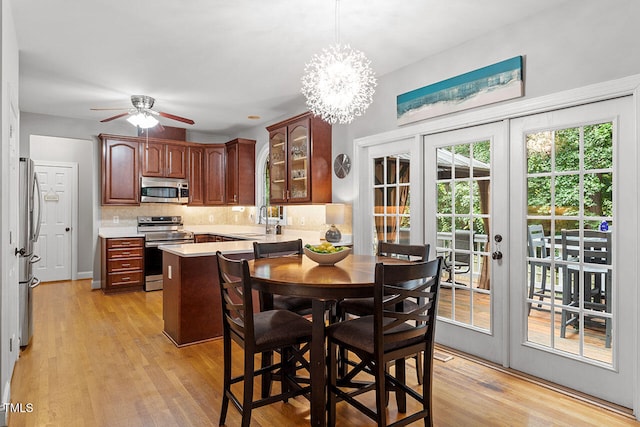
[340,0,640,182]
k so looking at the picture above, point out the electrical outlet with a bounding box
[113,216,119,224]
[208,214,214,223]
[300,217,305,225]
[287,217,293,225]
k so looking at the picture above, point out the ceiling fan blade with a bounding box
[158,111,195,125]
[100,112,130,123]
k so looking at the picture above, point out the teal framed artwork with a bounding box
[397,56,523,125]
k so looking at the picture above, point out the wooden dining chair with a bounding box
[253,239,313,315]
[560,229,612,347]
[252,239,316,398]
[326,257,443,427]
[216,252,312,427]
[527,224,561,313]
[335,242,430,383]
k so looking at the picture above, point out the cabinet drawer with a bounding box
[108,271,144,287]
[107,257,143,272]
[108,247,144,259]
[107,238,143,249]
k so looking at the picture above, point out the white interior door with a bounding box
[33,163,75,282]
[509,96,636,409]
[424,121,508,364]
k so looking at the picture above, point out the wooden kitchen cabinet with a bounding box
[188,146,204,205]
[101,136,140,205]
[141,141,188,178]
[100,237,144,293]
[266,112,331,204]
[203,145,226,205]
[225,138,255,205]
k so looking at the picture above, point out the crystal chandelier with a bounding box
[301,0,376,124]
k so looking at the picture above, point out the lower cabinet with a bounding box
[101,237,144,293]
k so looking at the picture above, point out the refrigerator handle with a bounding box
[33,173,42,242]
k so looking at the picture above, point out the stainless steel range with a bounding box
[137,216,194,291]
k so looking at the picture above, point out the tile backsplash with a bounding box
[100,204,352,234]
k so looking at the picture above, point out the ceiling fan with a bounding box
[91,95,195,128]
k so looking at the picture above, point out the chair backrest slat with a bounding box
[253,239,303,259]
[377,242,430,261]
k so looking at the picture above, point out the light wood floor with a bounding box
[8,280,638,427]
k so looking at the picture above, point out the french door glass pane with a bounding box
[525,121,613,365]
[373,154,411,249]
[435,141,491,331]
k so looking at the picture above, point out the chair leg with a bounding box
[415,352,423,385]
[395,358,407,413]
[327,342,338,427]
[375,357,387,426]
[241,351,255,427]
[527,263,535,314]
[261,351,273,398]
[219,337,232,426]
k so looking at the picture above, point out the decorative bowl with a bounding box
[303,246,351,266]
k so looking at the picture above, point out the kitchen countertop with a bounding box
[99,224,352,255]
[98,227,143,238]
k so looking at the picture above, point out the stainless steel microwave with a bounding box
[140,177,189,204]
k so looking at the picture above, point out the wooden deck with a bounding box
[8,279,637,426]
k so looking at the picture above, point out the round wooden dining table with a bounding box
[247,254,407,427]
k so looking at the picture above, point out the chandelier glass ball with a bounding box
[301,43,377,124]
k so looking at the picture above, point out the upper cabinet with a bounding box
[225,138,255,205]
[267,112,331,204]
[188,146,204,206]
[203,145,226,205]
[100,134,257,207]
[141,141,187,178]
[101,136,140,205]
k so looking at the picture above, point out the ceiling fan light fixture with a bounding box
[127,112,159,129]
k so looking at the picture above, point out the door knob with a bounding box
[492,251,503,260]
[65,227,70,232]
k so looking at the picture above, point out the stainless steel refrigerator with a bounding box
[18,157,42,347]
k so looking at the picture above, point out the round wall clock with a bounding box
[333,153,351,178]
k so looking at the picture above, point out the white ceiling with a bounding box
[12,0,564,135]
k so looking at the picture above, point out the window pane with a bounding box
[527,177,552,215]
[584,123,613,170]
[555,128,580,172]
[527,131,552,173]
[555,174,580,216]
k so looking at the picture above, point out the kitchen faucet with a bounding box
[259,205,273,234]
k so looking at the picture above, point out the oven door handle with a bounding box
[145,240,194,248]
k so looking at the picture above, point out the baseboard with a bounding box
[91,280,101,290]
[76,271,93,280]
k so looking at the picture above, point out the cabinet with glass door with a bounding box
[267,112,332,204]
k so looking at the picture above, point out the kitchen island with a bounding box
[159,240,256,346]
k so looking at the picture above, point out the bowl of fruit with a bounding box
[303,242,351,266]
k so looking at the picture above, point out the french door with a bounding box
[509,97,636,408]
[424,122,509,364]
